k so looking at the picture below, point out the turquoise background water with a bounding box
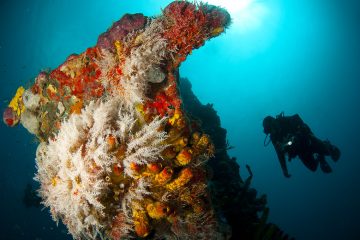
[1,0,359,239]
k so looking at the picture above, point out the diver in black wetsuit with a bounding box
[263,112,341,178]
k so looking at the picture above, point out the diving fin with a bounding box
[324,140,341,162]
[319,158,332,173]
[330,145,341,162]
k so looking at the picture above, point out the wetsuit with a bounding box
[267,114,338,177]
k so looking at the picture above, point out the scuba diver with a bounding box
[263,112,340,178]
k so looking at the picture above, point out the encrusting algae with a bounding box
[8,86,25,116]
[3,86,25,127]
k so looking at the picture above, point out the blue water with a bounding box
[1,0,359,239]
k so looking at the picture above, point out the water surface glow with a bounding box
[207,0,270,33]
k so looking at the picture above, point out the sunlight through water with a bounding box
[206,0,269,33]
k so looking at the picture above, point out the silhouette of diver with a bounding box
[263,112,340,178]
[23,183,41,208]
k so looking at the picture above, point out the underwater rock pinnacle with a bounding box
[4,1,234,239]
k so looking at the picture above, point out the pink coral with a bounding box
[97,13,147,50]
[3,107,18,127]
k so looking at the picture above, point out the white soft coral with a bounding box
[35,97,168,239]
[120,18,168,106]
[94,18,168,109]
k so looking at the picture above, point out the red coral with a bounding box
[110,212,128,239]
[48,47,105,101]
[163,1,231,58]
[200,4,231,29]
[144,87,182,118]
[49,68,71,86]
[144,92,172,117]
[3,107,18,127]
[163,1,207,56]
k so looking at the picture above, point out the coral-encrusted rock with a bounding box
[163,1,230,56]
[4,1,233,239]
[97,13,147,50]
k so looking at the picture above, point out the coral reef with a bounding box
[4,1,291,239]
[4,1,231,239]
